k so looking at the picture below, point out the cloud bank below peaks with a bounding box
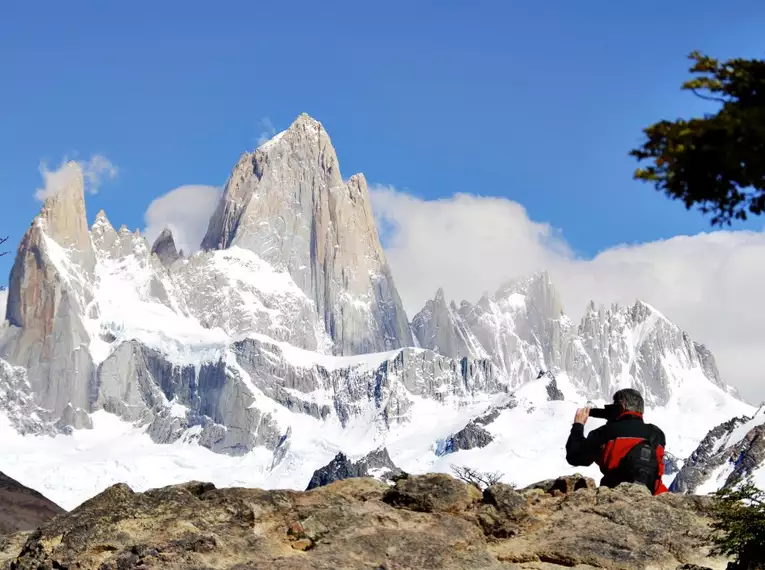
[370,185,765,404]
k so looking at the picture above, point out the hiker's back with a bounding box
[601,419,665,492]
[565,389,669,495]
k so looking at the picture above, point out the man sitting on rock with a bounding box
[565,388,669,495]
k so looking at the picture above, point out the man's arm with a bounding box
[565,408,603,467]
[652,426,669,494]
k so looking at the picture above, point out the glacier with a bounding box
[0,113,758,510]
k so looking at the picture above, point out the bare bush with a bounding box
[451,464,506,490]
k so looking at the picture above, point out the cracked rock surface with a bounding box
[1,473,730,570]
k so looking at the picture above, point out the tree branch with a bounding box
[689,87,728,104]
[450,464,506,490]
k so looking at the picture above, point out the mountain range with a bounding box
[0,113,761,509]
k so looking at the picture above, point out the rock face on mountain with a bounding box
[438,421,494,455]
[91,336,506,456]
[150,228,181,268]
[0,359,56,436]
[305,447,402,490]
[1,164,96,424]
[95,339,286,456]
[413,273,730,406]
[201,113,413,356]
[671,406,765,494]
[3,473,731,570]
[411,287,475,359]
[413,273,565,384]
[570,300,727,406]
[0,471,65,535]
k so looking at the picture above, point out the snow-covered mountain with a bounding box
[412,275,735,407]
[201,113,412,356]
[670,404,765,494]
[0,113,756,509]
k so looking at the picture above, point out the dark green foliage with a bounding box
[630,52,765,226]
[709,482,765,569]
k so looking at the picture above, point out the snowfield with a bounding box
[0,362,753,510]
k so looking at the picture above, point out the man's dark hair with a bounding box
[613,388,644,414]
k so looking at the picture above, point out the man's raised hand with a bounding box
[574,408,590,425]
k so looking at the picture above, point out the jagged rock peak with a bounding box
[37,161,91,255]
[495,270,553,292]
[201,112,338,253]
[411,287,473,360]
[253,112,329,158]
[200,112,413,355]
[306,447,402,490]
[3,160,97,416]
[584,298,668,323]
[496,270,561,303]
[578,299,678,338]
[90,209,112,231]
[437,421,493,455]
[151,228,180,268]
[488,271,565,322]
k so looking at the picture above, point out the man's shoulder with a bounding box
[599,417,665,442]
[645,422,667,444]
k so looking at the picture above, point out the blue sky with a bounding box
[1,1,763,269]
[0,1,761,257]
[1,1,763,265]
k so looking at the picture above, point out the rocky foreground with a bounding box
[0,472,65,537]
[0,473,731,570]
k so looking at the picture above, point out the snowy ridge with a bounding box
[412,274,735,411]
[671,402,765,494]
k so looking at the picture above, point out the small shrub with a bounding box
[450,464,508,490]
[709,481,765,569]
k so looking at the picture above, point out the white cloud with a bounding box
[35,155,118,201]
[256,117,276,147]
[143,185,221,255]
[371,186,765,404]
[0,288,7,320]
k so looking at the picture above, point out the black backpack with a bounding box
[615,431,660,492]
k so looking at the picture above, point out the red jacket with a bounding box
[566,411,668,495]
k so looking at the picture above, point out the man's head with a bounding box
[612,388,644,415]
